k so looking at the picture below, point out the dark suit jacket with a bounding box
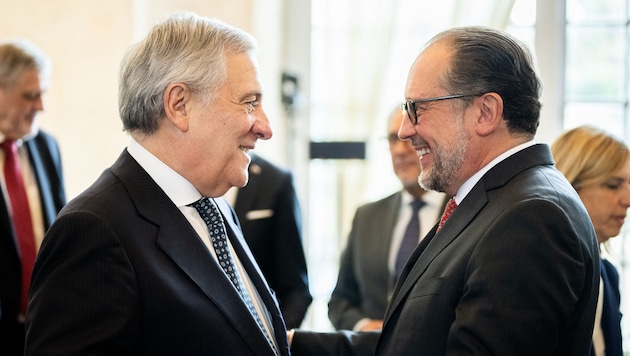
[232,154,311,329]
[327,192,401,330]
[24,150,289,356]
[0,131,65,353]
[328,191,447,330]
[591,259,623,356]
[291,144,600,356]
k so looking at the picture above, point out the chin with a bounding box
[242,150,253,161]
[235,171,249,188]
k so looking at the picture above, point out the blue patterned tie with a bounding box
[189,197,278,355]
[394,199,425,280]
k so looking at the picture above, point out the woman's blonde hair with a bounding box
[551,125,630,191]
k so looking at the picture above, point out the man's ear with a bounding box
[163,83,190,132]
[476,92,503,137]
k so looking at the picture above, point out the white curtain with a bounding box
[311,0,517,235]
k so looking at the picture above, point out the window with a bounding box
[564,0,629,136]
[302,3,630,348]
[304,0,539,332]
[564,0,630,350]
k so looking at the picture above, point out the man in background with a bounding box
[223,152,312,329]
[327,108,445,331]
[0,39,65,355]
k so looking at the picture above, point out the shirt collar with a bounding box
[127,138,201,207]
[454,141,536,204]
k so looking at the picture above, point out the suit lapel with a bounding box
[383,144,555,326]
[112,151,282,355]
[381,193,402,292]
[25,139,57,227]
[215,197,288,351]
[385,191,487,322]
[386,223,437,314]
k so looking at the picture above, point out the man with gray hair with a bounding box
[0,39,65,356]
[25,12,288,355]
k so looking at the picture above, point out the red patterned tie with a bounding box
[437,198,457,233]
[2,140,37,315]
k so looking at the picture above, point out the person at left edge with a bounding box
[0,39,66,356]
[24,11,289,356]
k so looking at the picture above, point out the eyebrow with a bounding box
[240,90,262,101]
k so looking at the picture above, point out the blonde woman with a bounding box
[552,125,630,356]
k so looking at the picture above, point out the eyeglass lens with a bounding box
[403,100,417,125]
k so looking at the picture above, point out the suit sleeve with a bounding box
[447,199,598,355]
[25,211,141,355]
[291,329,379,356]
[328,209,365,330]
[33,131,66,210]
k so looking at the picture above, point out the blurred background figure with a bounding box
[327,108,445,331]
[223,152,312,329]
[0,39,65,356]
[552,125,630,356]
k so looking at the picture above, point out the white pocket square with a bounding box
[245,209,274,220]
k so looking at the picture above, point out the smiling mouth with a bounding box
[240,144,254,152]
[417,147,431,157]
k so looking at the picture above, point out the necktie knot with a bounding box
[410,198,425,212]
[189,197,224,231]
[189,197,217,214]
[437,198,457,232]
[189,198,233,265]
[1,139,17,155]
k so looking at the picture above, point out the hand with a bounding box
[358,319,383,331]
[287,328,295,345]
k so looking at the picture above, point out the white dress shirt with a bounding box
[126,139,278,352]
[387,190,445,276]
[0,133,45,252]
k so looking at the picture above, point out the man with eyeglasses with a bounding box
[289,26,599,356]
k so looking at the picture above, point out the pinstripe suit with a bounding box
[24,150,289,355]
[0,130,65,355]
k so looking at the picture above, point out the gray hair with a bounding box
[429,26,542,137]
[0,39,51,88]
[119,11,258,134]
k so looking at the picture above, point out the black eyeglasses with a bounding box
[401,94,478,125]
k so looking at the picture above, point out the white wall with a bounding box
[0,0,565,199]
[534,0,566,145]
[0,0,285,199]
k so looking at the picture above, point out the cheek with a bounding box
[579,191,610,225]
